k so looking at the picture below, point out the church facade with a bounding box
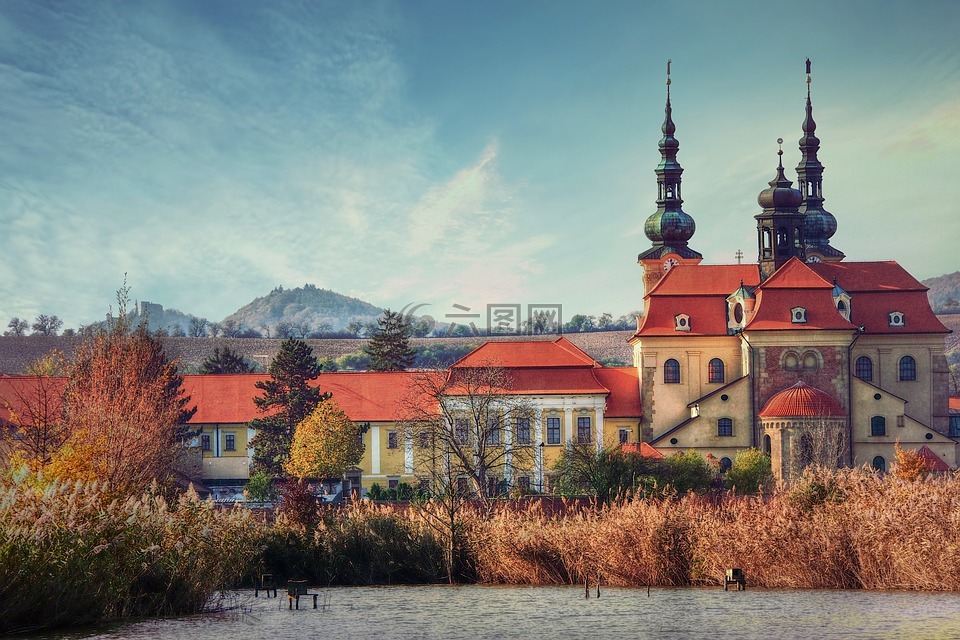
[631,62,955,480]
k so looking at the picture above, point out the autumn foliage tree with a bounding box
[284,400,365,480]
[48,286,195,491]
[892,441,933,481]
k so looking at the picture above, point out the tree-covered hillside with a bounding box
[221,284,383,337]
[924,271,960,314]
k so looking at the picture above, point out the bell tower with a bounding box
[755,140,805,278]
[638,60,702,291]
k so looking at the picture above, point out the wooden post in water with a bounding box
[584,574,589,599]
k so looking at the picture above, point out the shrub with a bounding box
[725,448,772,494]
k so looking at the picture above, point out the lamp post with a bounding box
[537,441,545,494]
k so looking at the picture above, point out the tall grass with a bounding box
[473,468,960,591]
[0,469,261,634]
[255,502,446,585]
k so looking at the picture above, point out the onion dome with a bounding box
[758,147,803,212]
[759,381,844,418]
[639,61,702,261]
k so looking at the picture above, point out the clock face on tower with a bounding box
[663,257,680,271]
[806,255,823,263]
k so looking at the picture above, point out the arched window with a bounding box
[663,359,681,384]
[871,416,886,437]
[708,358,725,384]
[898,355,916,381]
[763,434,771,455]
[872,456,886,472]
[855,356,873,381]
[720,457,732,473]
[783,352,800,370]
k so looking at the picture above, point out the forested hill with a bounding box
[222,284,383,335]
[924,272,960,314]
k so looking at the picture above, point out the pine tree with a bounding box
[363,309,417,371]
[198,346,256,374]
[248,338,329,477]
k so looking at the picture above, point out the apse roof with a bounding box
[758,381,845,418]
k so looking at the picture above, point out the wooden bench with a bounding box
[287,580,318,609]
[255,573,277,598]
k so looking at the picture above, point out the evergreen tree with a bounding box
[248,338,329,477]
[363,309,417,371]
[198,346,256,374]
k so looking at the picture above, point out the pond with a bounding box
[30,585,960,639]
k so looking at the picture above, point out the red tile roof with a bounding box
[810,261,928,292]
[647,264,761,296]
[593,367,642,417]
[746,287,857,331]
[635,295,734,336]
[916,445,951,472]
[0,376,67,424]
[621,442,665,459]
[758,257,833,289]
[182,372,428,424]
[758,381,845,418]
[844,291,948,334]
[452,337,598,368]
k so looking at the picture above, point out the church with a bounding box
[631,61,955,480]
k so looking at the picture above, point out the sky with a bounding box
[1,0,959,331]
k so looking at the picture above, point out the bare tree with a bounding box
[31,315,63,336]
[4,317,29,336]
[401,364,535,501]
[208,322,222,338]
[188,316,209,338]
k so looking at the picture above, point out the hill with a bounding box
[221,285,383,336]
[923,272,960,314]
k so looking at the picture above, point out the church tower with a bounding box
[755,141,805,278]
[638,61,702,292]
[796,60,844,263]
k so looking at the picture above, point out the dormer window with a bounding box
[674,314,691,332]
[791,307,807,324]
[836,299,849,321]
[888,311,905,327]
[832,281,852,322]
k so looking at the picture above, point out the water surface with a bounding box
[34,585,960,639]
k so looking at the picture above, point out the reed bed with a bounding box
[472,468,960,591]
[0,470,261,634]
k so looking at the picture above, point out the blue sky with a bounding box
[1,0,959,330]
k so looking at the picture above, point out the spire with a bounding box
[639,60,701,263]
[796,59,843,262]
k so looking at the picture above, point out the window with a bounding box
[577,417,592,443]
[619,429,629,444]
[485,419,501,445]
[224,433,236,451]
[516,417,531,445]
[674,314,691,332]
[387,431,398,449]
[454,419,469,444]
[516,476,531,493]
[418,431,431,449]
[888,311,905,327]
[708,358,725,384]
[872,456,886,472]
[419,477,431,492]
[200,434,211,451]
[720,457,732,473]
[855,356,873,381]
[487,476,498,497]
[547,417,561,444]
[388,478,399,489]
[791,307,807,324]
[950,415,960,438]
[763,434,771,455]
[456,477,469,494]
[870,416,886,437]
[717,418,733,437]
[664,359,681,384]
[898,355,916,381]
